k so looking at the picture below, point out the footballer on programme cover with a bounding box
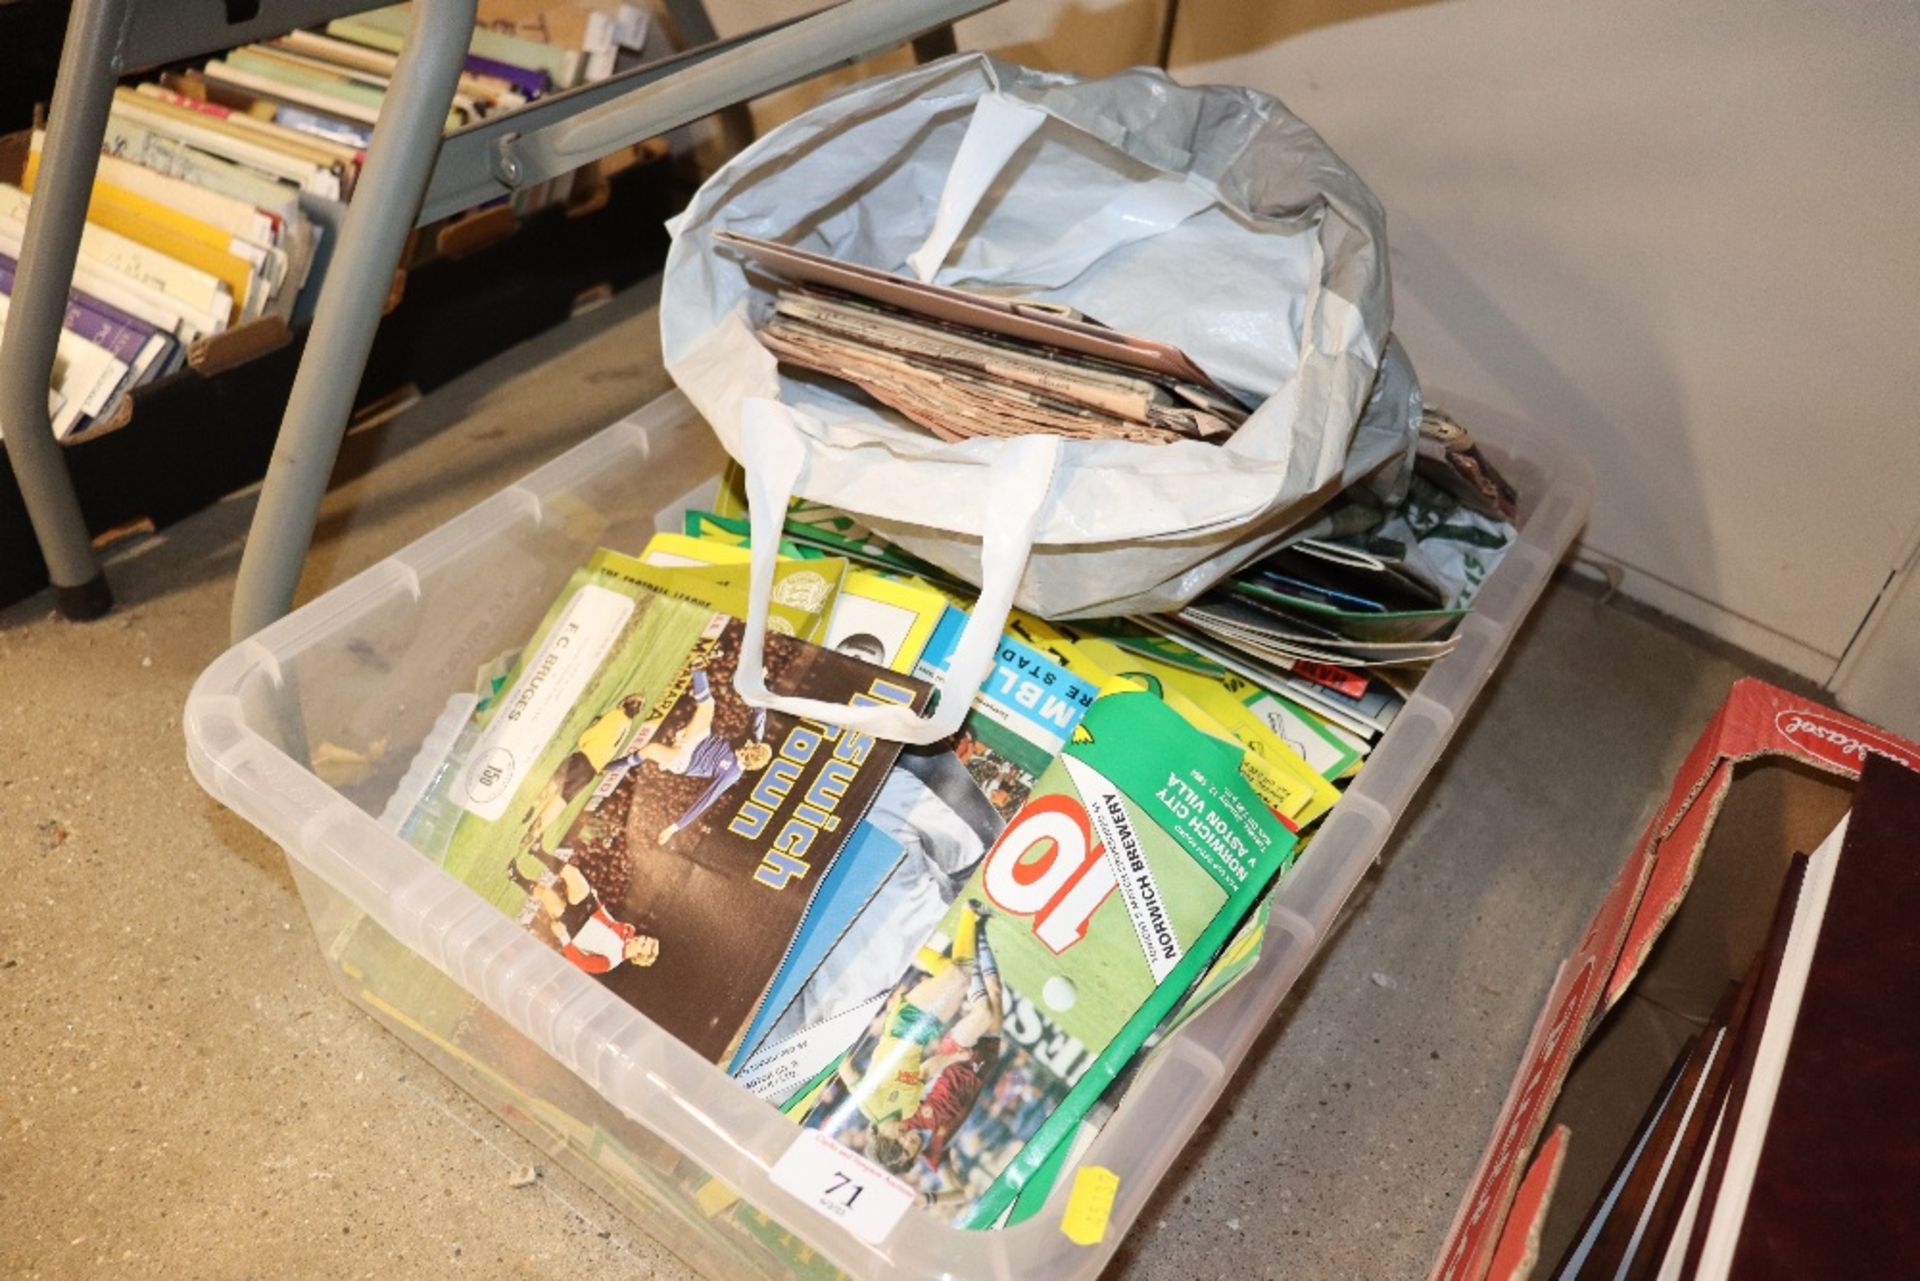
[436,563,928,1064]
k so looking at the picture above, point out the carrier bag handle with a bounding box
[904,93,1047,282]
[904,92,1216,289]
[731,399,1062,744]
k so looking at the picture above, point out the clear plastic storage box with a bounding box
[185,390,1588,1279]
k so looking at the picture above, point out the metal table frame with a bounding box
[0,0,989,635]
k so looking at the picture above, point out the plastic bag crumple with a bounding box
[662,53,1418,742]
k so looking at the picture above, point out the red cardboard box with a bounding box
[1431,678,1920,1280]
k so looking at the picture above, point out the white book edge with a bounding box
[99,113,307,224]
[275,30,399,77]
[1615,1024,1730,1272]
[112,99,341,200]
[1654,1100,1725,1281]
[202,60,384,128]
[584,46,618,82]
[0,183,232,324]
[0,293,129,437]
[242,44,393,93]
[62,136,283,247]
[1691,811,1850,1278]
[128,331,171,384]
[0,215,214,343]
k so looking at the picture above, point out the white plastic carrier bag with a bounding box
[661,54,1419,744]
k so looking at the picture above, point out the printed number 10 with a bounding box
[825,1170,864,1209]
[981,794,1118,954]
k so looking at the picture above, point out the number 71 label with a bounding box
[771,1130,918,1245]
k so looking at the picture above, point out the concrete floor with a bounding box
[1,284,1770,1280]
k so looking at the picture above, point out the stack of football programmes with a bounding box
[797,685,1296,1225]
[376,437,1521,1236]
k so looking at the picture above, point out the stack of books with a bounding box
[1547,752,1920,1279]
[1,1,662,441]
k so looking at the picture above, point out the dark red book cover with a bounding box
[1730,753,1920,1277]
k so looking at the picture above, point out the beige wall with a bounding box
[700,0,1167,132]
[1168,0,1920,679]
[694,0,1917,684]
[1831,534,1920,741]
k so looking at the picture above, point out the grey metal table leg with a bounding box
[911,23,958,62]
[229,0,477,643]
[0,0,129,620]
[661,0,756,155]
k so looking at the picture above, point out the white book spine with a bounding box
[202,60,383,128]
[1691,814,1851,1278]
[99,115,303,223]
[0,189,229,334]
[73,139,283,247]
[111,99,340,200]
[0,293,129,436]
[0,216,217,343]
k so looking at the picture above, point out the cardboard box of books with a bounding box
[0,2,673,448]
[1431,679,1920,1281]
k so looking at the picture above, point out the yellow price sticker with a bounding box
[1062,1166,1119,1246]
[693,1177,741,1218]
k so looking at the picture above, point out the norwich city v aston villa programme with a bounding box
[799,685,1298,1227]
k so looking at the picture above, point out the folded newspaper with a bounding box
[722,230,1249,447]
[797,683,1298,1227]
[759,290,1241,445]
